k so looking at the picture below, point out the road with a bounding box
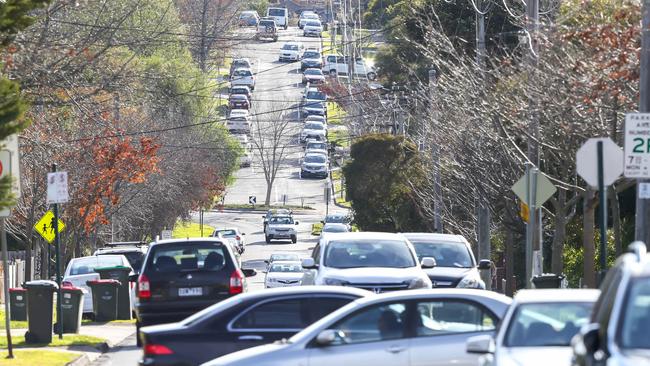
[92,26,346,366]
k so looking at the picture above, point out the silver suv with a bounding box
[571,242,650,366]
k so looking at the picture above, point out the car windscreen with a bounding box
[305,123,324,130]
[233,60,249,67]
[305,69,322,75]
[268,8,285,16]
[216,229,237,237]
[325,215,348,223]
[147,242,229,272]
[260,20,275,26]
[304,155,326,163]
[306,21,321,26]
[269,263,303,272]
[269,216,293,225]
[324,239,416,269]
[69,256,124,275]
[306,91,326,100]
[504,302,593,347]
[282,44,299,50]
[240,12,256,18]
[270,254,300,262]
[410,241,473,268]
[618,276,650,349]
[305,102,324,109]
[305,13,319,19]
[303,51,321,59]
[308,142,327,150]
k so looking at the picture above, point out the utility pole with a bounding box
[52,164,63,340]
[429,69,443,232]
[637,0,650,247]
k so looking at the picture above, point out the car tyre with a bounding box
[265,235,271,243]
[136,322,142,347]
[291,235,297,244]
[284,24,288,30]
[367,72,377,80]
[329,69,337,77]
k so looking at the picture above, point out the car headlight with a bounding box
[408,277,430,289]
[324,278,348,286]
[457,275,486,289]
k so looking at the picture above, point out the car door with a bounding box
[228,296,312,351]
[408,298,499,366]
[308,301,410,366]
[336,56,347,74]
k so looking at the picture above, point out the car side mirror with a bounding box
[242,268,257,277]
[478,260,492,270]
[421,257,436,269]
[302,258,318,269]
[582,324,601,355]
[466,335,495,354]
[129,274,139,282]
[242,233,246,235]
[295,221,300,225]
[264,260,269,264]
[316,329,339,346]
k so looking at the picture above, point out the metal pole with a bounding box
[477,203,491,290]
[52,164,62,340]
[531,168,539,278]
[429,69,443,233]
[200,209,203,237]
[1,218,14,358]
[597,141,608,280]
[524,163,533,288]
[637,0,650,247]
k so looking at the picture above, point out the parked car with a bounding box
[139,286,369,366]
[303,20,323,37]
[230,68,255,90]
[302,68,325,84]
[320,223,349,236]
[265,252,301,266]
[262,209,292,230]
[255,17,278,42]
[300,49,323,71]
[279,42,304,62]
[239,152,252,168]
[300,153,328,179]
[227,109,251,134]
[300,232,435,292]
[229,94,250,110]
[230,58,253,77]
[298,11,319,28]
[264,215,299,244]
[300,121,327,142]
[212,228,246,251]
[304,115,328,129]
[134,238,256,346]
[467,289,599,366]
[266,7,289,29]
[402,233,491,289]
[265,261,304,288]
[238,11,260,26]
[229,86,252,102]
[305,140,329,156]
[63,254,134,315]
[202,289,512,366]
[322,213,351,231]
[303,86,327,103]
[323,54,377,80]
[94,241,148,274]
[571,242,650,366]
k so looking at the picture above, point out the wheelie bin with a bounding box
[95,266,132,320]
[532,273,565,289]
[54,286,85,333]
[8,287,27,321]
[86,279,120,321]
[23,280,58,344]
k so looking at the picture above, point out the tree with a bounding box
[343,134,428,231]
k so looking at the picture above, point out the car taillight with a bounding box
[235,235,241,241]
[229,269,244,294]
[138,274,151,299]
[144,344,174,355]
[62,281,74,288]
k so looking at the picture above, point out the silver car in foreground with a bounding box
[466,289,599,366]
[202,289,512,366]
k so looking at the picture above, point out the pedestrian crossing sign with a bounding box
[34,210,65,243]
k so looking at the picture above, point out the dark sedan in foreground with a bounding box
[139,286,370,366]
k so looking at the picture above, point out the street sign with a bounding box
[161,230,172,240]
[33,210,66,243]
[511,172,557,207]
[248,196,256,205]
[47,171,69,204]
[1,134,20,199]
[577,137,624,187]
[624,113,650,178]
[640,183,650,199]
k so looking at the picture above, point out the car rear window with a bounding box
[217,229,237,237]
[268,8,285,16]
[306,21,321,26]
[97,251,144,271]
[306,91,326,100]
[147,242,230,272]
[260,20,275,26]
[70,256,124,275]
[234,69,252,76]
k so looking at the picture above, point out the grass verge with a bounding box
[328,128,350,148]
[0,311,27,330]
[0,350,80,366]
[331,169,351,208]
[0,334,105,348]
[327,102,346,126]
[173,221,216,238]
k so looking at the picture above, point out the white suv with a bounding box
[279,42,304,62]
[301,232,435,292]
[230,68,255,90]
[265,215,299,244]
[323,54,376,80]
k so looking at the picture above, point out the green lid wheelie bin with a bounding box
[8,287,27,321]
[95,265,132,320]
[86,279,120,322]
[23,280,58,344]
[54,286,85,333]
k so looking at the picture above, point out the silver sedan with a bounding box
[202,289,512,366]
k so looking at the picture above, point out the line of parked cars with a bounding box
[226,58,257,167]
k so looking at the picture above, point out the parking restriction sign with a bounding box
[624,113,650,178]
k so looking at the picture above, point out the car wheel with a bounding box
[265,235,271,243]
[284,24,288,30]
[291,235,297,244]
[329,69,337,77]
[368,72,377,80]
[136,322,142,347]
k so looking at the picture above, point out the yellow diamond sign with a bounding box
[34,210,65,243]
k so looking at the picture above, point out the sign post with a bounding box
[576,137,623,282]
[248,196,256,209]
[0,149,13,358]
[47,165,68,340]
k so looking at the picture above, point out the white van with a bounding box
[266,7,289,29]
[322,54,377,80]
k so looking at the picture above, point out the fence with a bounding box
[0,258,35,304]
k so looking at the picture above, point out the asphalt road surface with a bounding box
[92,26,347,366]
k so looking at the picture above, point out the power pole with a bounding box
[637,0,650,247]
[429,69,443,232]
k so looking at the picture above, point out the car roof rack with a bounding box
[104,241,147,247]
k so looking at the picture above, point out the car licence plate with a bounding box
[178,287,203,297]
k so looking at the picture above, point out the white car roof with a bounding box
[230,109,249,116]
[513,289,601,303]
[284,41,302,46]
[321,232,407,244]
[402,232,468,244]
